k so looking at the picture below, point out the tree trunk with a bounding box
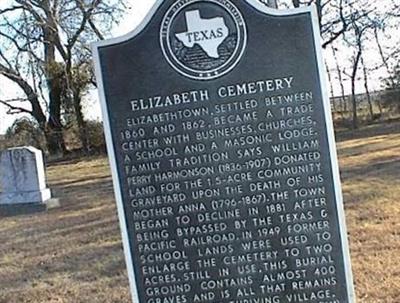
[377,95,383,115]
[374,28,395,88]
[44,123,66,156]
[45,69,67,155]
[325,61,337,116]
[332,47,346,117]
[350,48,362,130]
[42,11,67,156]
[350,51,362,130]
[349,19,365,130]
[73,89,90,154]
[351,80,358,130]
[361,57,374,120]
[1,63,66,155]
[0,64,53,151]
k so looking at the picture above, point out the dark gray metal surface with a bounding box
[95,1,353,302]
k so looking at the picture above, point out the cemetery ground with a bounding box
[0,120,399,303]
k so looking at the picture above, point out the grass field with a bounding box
[0,121,399,303]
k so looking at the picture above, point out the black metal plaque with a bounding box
[93,1,355,302]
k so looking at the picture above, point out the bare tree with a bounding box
[0,0,124,155]
[325,61,337,114]
[259,0,400,128]
[331,46,347,116]
[269,0,369,49]
[345,17,367,129]
[341,0,382,129]
[360,55,376,119]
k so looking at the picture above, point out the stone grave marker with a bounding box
[93,1,355,302]
[0,147,58,215]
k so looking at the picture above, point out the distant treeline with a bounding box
[330,88,400,118]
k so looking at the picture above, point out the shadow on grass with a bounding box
[0,171,130,295]
[339,142,400,159]
[341,157,399,180]
[51,178,114,210]
[0,240,127,289]
[335,119,400,142]
[52,175,111,188]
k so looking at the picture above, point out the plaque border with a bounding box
[92,1,356,302]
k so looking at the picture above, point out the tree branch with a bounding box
[0,98,32,115]
[0,6,24,14]
[88,17,104,40]
[0,62,46,124]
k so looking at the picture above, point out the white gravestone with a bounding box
[0,147,51,205]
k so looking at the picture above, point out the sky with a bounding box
[0,0,394,134]
[0,0,155,134]
[81,0,157,124]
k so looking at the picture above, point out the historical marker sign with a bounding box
[93,1,355,302]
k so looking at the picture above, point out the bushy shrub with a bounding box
[86,120,106,152]
[64,120,106,154]
[4,117,46,151]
